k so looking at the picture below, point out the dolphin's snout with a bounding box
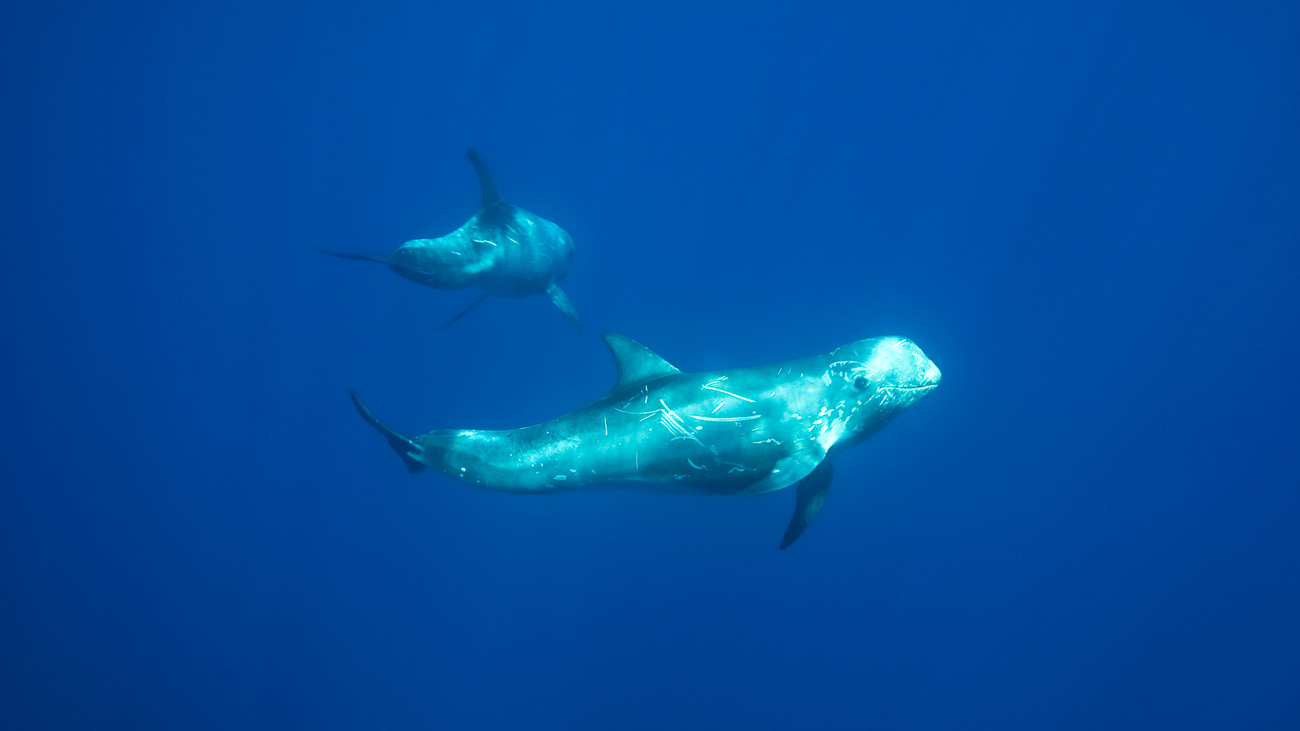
[894,338,940,389]
[922,359,942,387]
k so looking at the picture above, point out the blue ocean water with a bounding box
[2,1,1298,728]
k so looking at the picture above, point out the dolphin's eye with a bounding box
[852,375,868,391]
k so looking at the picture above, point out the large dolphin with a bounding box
[350,334,941,548]
[321,150,580,330]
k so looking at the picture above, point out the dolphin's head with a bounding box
[818,336,941,448]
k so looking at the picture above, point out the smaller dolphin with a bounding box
[320,150,580,330]
[349,334,941,548]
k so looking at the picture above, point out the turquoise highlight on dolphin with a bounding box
[350,333,941,548]
[320,150,580,330]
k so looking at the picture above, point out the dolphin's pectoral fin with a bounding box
[348,390,426,473]
[439,290,491,330]
[546,284,582,331]
[739,447,825,497]
[780,461,834,550]
[466,149,502,209]
[602,333,681,391]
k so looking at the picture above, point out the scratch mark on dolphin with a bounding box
[703,376,756,403]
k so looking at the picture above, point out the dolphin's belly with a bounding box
[429,409,788,495]
[504,429,775,494]
[501,382,805,494]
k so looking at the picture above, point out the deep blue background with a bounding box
[3,1,1298,728]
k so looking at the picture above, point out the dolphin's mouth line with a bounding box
[884,384,938,393]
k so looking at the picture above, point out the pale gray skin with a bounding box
[321,150,580,330]
[351,334,941,548]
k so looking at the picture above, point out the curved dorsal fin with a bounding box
[465,149,502,209]
[602,334,680,392]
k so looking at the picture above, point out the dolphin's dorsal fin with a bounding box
[466,149,502,209]
[602,334,680,392]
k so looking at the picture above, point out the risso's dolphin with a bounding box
[320,150,580,330]
[349,334,941,548]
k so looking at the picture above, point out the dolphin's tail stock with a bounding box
[348,390,428,474]
[348,391,548,492]
[315,248,390,264]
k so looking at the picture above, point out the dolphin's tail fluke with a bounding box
[315,248,390,264]
[348,390,426,474]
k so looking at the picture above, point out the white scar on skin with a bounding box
[702,376,755,403]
